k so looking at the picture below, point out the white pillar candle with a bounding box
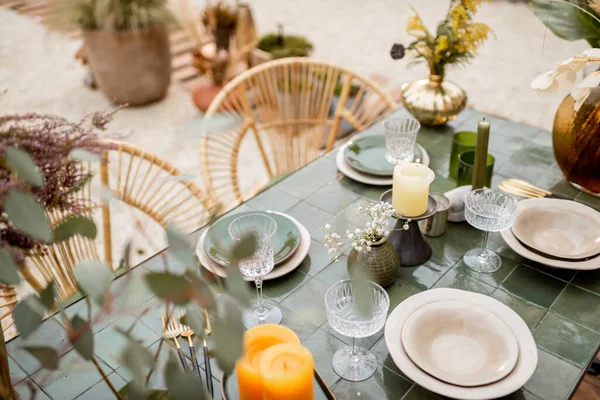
[392,163,435,217]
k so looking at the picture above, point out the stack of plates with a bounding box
[385,288,538,399]
[195,210,310,280]
[501,198,600,270]
[336,135,430,186]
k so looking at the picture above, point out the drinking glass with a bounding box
[324,279,390,381]
[383,119,421,165]
[464,189,518,273]
[228,214,282,328]
[457,150,495,188]
[449,131,477,179]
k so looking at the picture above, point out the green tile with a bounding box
[8,355,28,385]
[276,157,337,199]
[549,180,580,200]
[113,266,155,307]
[575,191,600,212]
[551,285,600,331]
[277,304,319,342]
[338,176,390,201]
[530,129,553,147]
[370,336,408,380]
[498,143,555,181]
[245,186,300,213]
[263,269,311,302]
[137,297,170,336]
[396,264,446,291]
[497,389,544,400]
[534,312,600,367]
[117,339,172,390]
[520,258,576,282]
[523,349,582,400]
[501,265,567,308]
[428,156,450,179]
[453,255,518,288]
[426,221,484,271]
[332,363,412,399]
[402,385,444,399]
[433,268,495,295]
[302,329,346,387]
[286,202,333,239]
[281,278,330,326]
[31,349,113,400]
[487,231,525,262]
[386,280,421,314]
[430,177,456,194]
[298,239,334,276]
[491,289,547,331]
[572,270,600,295]
[305,180,361,215]
[13,379,50,400]
[320,214,360,245]
[314,257,350,286]
[338,197,374,228]
[76,372,128,400]
[94,315,160,369]
[63,298,123,334]
[489,134,528,158]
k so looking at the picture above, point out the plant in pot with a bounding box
[530,0,600,195]
[50,0,173,106]
[390,0,493,126]
[322,202,401,287]
[254,24,313,64]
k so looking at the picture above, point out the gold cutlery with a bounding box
[203,309,214,397]
[160,309,189,370]
[499,179,569,200]
[178,311,202,378]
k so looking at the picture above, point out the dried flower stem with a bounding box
[91,356,124,400]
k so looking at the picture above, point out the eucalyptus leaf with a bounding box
[119,240,133,270]
[349,266,375,315]
[69,148,101,162]
[231,234,257,260]
[166,223,198,269]
[189,275,217,310]
[166,371,209,400]
[0,248,22,285]
[4,189,53,243]
[39,282,55,311]
[53,215,97,242]
[70,315,94,360]
[74,260,113,304]
[212,297,243,375]
[4,147,44,187]
[531,0,600,47]
[182,304,205,336]
[22,346,59,370]
[145,272,194,305]
[122,340,155,387]
[13,295,44,339]
[225,266,252,306]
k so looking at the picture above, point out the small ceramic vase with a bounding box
[347,238,400,287]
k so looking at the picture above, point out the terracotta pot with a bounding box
[401,74,467,126]
[553,87,600,194]
[347,238,400,287]
[193,83,224,112]
[83,26,171,106]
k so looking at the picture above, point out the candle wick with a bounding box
[482,117,487,121]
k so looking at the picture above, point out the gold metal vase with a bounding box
[401,74,467,126]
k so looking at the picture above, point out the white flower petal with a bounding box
[583,48,600,59]
[531,70,557,90]
[573,89,591,111]
[576,71,600,88]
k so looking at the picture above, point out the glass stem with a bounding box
[350,337,359,363]
[480,231,490,257]
[254,276,268,321]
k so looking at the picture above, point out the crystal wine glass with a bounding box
[228,214,281,328]
[383,118,421,165]
[464,189,518,273]
[324,279,390,381]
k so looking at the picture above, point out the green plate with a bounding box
[204,211,301,268]
[344,135,422,176]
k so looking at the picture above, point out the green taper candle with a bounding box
[472,118,490,189]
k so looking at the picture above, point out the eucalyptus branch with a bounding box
[91,356,124,400]
[145,338,165,386]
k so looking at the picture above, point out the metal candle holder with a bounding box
[380,189,438,267]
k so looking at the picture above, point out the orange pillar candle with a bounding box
[258,343,314,400]
[236,325,300,400]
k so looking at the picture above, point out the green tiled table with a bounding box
[7,108,600,400]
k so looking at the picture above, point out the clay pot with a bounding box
[83,26,171,106]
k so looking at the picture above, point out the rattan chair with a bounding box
[199,58,398,209]
[0,285,17,335]
[23,140,217,301]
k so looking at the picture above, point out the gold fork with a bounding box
[499,179,568,200]
[202,309,214,397]
[178,311,202,378]
[160,309,188,370]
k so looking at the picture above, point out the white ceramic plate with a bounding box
[336,140,429,186]
[511,199,600,260]
[196,211,310,281]
[402,300,519,387]
[385,288,537,400]
[502,199,600,270]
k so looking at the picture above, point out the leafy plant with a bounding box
[49,0,174,31]
[258,25,313,59]
[530,0,600,48]
[390,0,493,76]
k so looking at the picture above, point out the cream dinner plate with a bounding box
[401,300,519,387]
[385,288,537,400]
[511,199,600,260]
[502,199,600,270]
[196,211,310,281]
[336,139,429,186]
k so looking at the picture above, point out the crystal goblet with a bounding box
[383,118,421,165]
[464,189,518,273]
[228,214,282,328]
[324,279,390,381]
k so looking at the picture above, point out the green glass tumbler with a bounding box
[457,150,495,188]
[449,131,477,179]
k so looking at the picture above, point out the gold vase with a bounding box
[553,87,600,195]
[401,74,467,126]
